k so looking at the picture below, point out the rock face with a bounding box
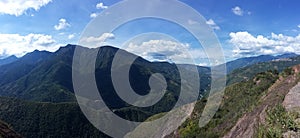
[283,82,300,112]
[224,65,300,138]
[282,66,300,138]
[283,131,300,138]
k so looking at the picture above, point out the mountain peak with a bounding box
[0,55,18,66]
[6,55,17,59]
[55,44,77,54]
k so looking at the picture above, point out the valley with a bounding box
[0,45,300,137]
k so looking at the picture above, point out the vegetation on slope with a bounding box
[227,56,300,85]
[0,97,108,138]
[254,67,300,138]
[1,44,300,137]
[0,45,211,137]
[224,53,298,74]
[256,104,299,138]
[176,70,279,137]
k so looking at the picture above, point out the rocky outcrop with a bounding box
[224,65,300,138]
[282,66,300,138]
[283,82,300,112]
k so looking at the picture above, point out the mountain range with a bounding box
[0,44,300,137]
[223,53,298,73]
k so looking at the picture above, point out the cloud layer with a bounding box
[0,0,52,16]
[229,31,300,57]
[0,33,61,57]
[124,39,207,64]
[79,33,115,48]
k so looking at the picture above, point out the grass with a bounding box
[256,104,300,138]
[176,71,279,137]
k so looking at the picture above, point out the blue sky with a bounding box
[0,0,299,66]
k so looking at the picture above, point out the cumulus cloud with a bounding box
[54,18,70,31]
[298,24,300,28]
[232,6,244,16]
[68,34,75,39]
[0,0,52,16]
[96,2,108,9]
[90,13,98,18]
[124,40,207,64]
[206,19,220,30]
[0,33,61,57]
[229,31,300,57]
[90,3,108,18]
[79,33,115,47]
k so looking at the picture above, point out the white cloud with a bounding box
[0,0,52,16]
[206,19,220,30]
[0,33,61,57]
[298,24,300,28]
[124,40,207,64]
[79,33,115,47]
[232,6,244,16]
[198,63,209,67]
[96,2,108,9]
[68,34,75,39]
[54,18,70,31]
[90,13,98,18]
[229,31,300,57]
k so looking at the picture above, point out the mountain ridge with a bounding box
[0,55,18,66]
[1,44,300,137]
[223,53,298,73]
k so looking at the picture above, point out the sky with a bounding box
[0,0,299,66]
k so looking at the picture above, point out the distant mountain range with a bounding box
[0,45,212,103]
[223,53,298,73]
[0,44,210,137]
[0,44,300,137]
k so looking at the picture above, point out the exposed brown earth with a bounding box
[224,65,300,138]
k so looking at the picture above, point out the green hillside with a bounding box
[175,70,279,137]
[172,65,300,137]
[0,97,108,138]
[1,44,300,137]
[227,56,300,85]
